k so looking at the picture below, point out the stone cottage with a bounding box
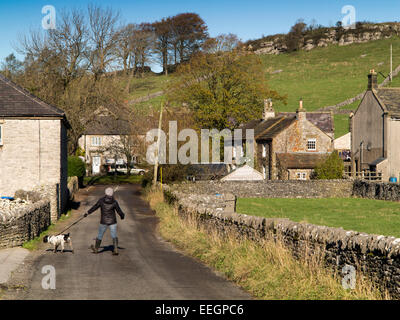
[78,114,137,175]
[240,99,334,180]
[0,74,69,211]
[351,70,400,181]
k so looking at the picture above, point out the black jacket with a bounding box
[87,195,125,225]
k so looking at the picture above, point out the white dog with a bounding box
[43,233,74,253]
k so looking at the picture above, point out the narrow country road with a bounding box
[14,185,251,300]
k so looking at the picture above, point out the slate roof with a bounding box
[278,112,334,134]
[276,153,329,169]
[0,74,66,118]
[83,116,131,135]
[240,110,334,140]
[369,157,387,166]
[374,88,400,114]
[240,116,296,140]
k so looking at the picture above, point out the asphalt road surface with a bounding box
[17,185,251,300]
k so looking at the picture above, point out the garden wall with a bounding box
[0,200,51,249]
[164,184,400,298]
[0,176,80,249]
[353,180,400,201]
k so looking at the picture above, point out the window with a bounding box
[307,139,316,151]
[296,172,307,180]
[0,124,2,145]
[91,136,102,146]
[262,144,267,158]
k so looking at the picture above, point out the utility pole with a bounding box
[152,100,165,188]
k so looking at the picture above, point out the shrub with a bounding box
[68,156,86,178]
[141,164,190,188]
[313,151,344,179]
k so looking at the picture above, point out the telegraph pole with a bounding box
[152,100,164,188]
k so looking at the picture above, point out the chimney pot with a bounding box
[368,70,378,90]
[296,98,306,120]
[262,98,275,120]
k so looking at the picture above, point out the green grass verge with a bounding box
[84,174,143,186]
[237,198,400,238]
[22,210,72,251]
[146,190,385,300]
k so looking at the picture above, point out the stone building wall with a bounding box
[165,186,400,298]
[0,118,68,214]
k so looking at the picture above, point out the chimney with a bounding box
[296,98,306,121]
[262,98,275,120]
[368,69,378,90]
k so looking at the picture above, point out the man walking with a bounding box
[84,187,125,255]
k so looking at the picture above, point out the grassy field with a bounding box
[334,114,351,138]
[117,73,168,100]
[237,198,400,238]
[260,37,400,137]
[146,189,385,299]
[261,37,400,112]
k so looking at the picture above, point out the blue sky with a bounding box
[1,0,399,71]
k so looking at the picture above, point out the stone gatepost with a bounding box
[223,193,237,212]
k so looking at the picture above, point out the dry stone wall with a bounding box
[0,200,51,248]
[353,180,400,201]
[169,180,354,198]
[0,176,79,249]
[164,181,400,298]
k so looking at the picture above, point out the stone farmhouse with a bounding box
[78,114,138,175]
[351,70,400,181]
[0,74,69,210]
[240,99,334,180]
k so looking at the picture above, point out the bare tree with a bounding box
[87,4,120,79]
[115,24,136,75]
[202,33,241,54]
[47,9,88,88]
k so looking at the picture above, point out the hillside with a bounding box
[123,36,400,138]
[261,36,400,137]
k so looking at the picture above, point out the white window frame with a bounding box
[91,136,102,147]
[307,138,316,151]
[262,144,267,158]
[296,172,307,180]
[0,124,3,146]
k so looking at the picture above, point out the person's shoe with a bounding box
[112,238,119,255]
[91,238,101,254]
